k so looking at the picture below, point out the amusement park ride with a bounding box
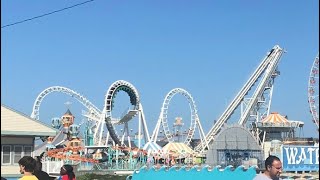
[194,45,285,152]
[30,45,319,172]
[308,53,319,131]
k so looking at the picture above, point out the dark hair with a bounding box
[18,156,37,173]
[34,156,42,171]
[265,155,281,170]
[62,164,75,180]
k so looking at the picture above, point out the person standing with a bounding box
[58,165,76,180]
[253,155,283,180]
[33,156,50,180]
[18,156,38,180]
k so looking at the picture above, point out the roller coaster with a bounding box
[195,45,284,152]
[32,45,290,157]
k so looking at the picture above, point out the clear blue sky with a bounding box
[1,0,319,138]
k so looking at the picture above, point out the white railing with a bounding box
[42,160,64,174]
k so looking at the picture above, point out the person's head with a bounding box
[18,156,37,174]
[60,164,75,180]
[264,155,282,179]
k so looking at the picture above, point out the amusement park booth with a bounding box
[1,104,58,179]
[162,142,195,164]
[205,124,263,168]
[255,112,304,159]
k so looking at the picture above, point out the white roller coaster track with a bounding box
[151,88,208,148]
[31,86,103,145]
[104,80,140,115]
[31,86,101,121]
[195,45,285,152]
[102,80,150,148]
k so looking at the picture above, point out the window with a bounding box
[2,145,34,165]
[14,146,23,164]
[2,145,11,165]
[24,146,32,157]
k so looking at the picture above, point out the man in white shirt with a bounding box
[253,155,282,180]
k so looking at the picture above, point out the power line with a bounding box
[1,0,95,29]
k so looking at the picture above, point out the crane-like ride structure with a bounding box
[195,45,285,153]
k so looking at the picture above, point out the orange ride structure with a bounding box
[42,109,98,169]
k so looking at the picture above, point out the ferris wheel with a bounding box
[308,53,319,130]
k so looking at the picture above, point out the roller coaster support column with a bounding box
[105,132,110,146]
[151,117,161,142]
[139,103,151,148]
[95,111,106,146]
[196,114,209,153]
